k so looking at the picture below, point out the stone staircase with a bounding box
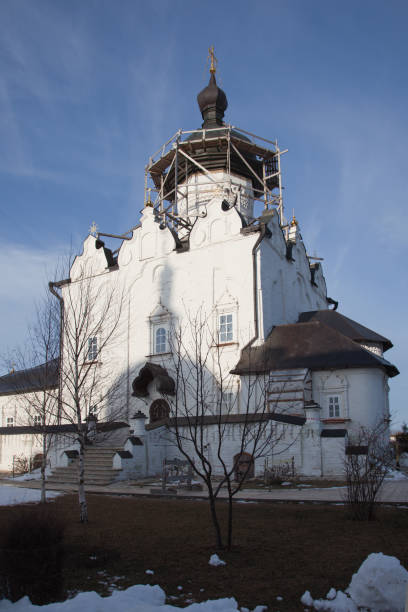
[47,446,122,487]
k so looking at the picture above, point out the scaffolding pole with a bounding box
[144,125,287,233]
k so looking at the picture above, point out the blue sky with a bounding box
[1,0,407,427]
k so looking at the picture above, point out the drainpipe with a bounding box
[243,223,268,350]
[49,278,70,424]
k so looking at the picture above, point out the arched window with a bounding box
[155,327,167,354]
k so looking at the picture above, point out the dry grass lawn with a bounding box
[0,494,407,610]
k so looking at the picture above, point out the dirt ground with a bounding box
[0,494,407,610]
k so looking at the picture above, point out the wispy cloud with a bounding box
[0,2,93,105]
[0,242,67,355]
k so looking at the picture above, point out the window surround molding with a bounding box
[148,299,172,357]
[317,372,349,420]
[214,292,239,347]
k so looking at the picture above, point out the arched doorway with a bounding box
[233,452,254,482]
[149,399,170,423]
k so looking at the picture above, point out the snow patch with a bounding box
[0,583,267,611]
[325,588,336,600]
[385,468,408,480]
[0,485,62,506]
[347,552,408,611]
[301,553,408,611]
[209,554,226,567]
[301,591,314,607]
[7,467,52,482]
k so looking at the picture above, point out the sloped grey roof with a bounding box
[298,310,392,351]
[0,359,59,396]
[232,321,398,378]
[0,421,129,435]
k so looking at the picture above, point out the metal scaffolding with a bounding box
[144,125,287,233]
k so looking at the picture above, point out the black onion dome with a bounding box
[148,66,278,201]
[197,73,228,127]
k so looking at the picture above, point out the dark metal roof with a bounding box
[0,424,76,435]
[0,421,129,436]
[145,411,300,431]
[0,359,59,396]
[232,321,399,378]
[127,436,143,446]
[132,362,175,398]
[269,412,306,426]
[197,73,227,126]
[298,310,392,351]
[321,429,348,438]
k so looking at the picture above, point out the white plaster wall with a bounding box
[321,436,346,476]
[313,368,389,435]
[141,420,306,479]
[60,161,333,433]
[113,443,145,480]
[177,170,255,222]
[0,433,42,472]
[259,213,327,339]
[65,194,260,425]
[0,391,58,472]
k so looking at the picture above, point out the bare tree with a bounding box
[3,291,60,503]
[344,423,393,520]
[161,310,295,550]
[51,264,126,523]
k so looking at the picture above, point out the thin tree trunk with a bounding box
[227,483,233,550]
[40,434,47,504]
[78,436,88,523]
[208,489,223,549]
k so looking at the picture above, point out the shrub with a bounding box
[11,454,30,475]
[0,507,65,604]
[264,461,296,486]
[344,425,392,521]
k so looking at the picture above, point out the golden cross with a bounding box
[89,221,98,236]
[208,46,217,74]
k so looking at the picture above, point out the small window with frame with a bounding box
[155,326,168,354]
[87,336,98,362]
[7,417,14,428]
[218,313,234,344]
[328,396,340,418]
[33,415,42,426]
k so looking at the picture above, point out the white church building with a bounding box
[0,59,398,480]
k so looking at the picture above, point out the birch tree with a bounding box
[51,265,126,523]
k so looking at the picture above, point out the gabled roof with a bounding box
[0,359,59,396]
[231,321,398,378]
[298,310,392,351]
